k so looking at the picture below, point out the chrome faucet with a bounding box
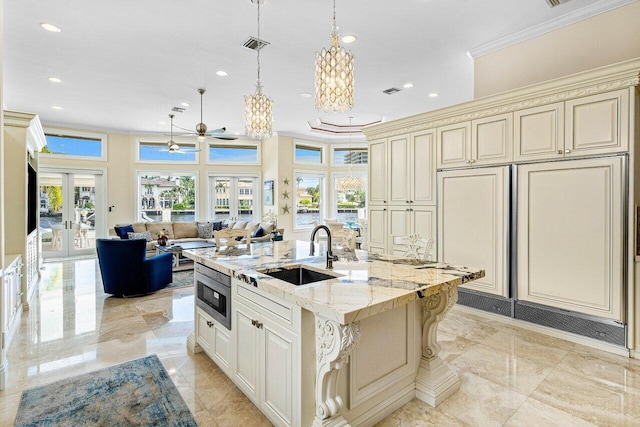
[309,225,339,269]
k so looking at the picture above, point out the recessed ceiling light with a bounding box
[216,70,228,77]
[429,93,439,98]
[158,121,166,125]
[403,83,414,88]
[300,92,312,98]
[181,102,190,107]
[51,106,63,110]
[465,51,473,59]
[48,77,62,83]
[40,22,61,32]
[341,35,357,44]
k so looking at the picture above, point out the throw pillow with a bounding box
[127,231,152,242]
[114,224,134,239]
[197,222,214,239]
[252,227,265,238]
[212,220,224,231]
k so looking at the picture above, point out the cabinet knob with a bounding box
[557,150,563,155]
[465,160,471,164]
[251,319,257,326]
[406,200,410,203]
[564,149,571,154]
[470,159,476,164]
[255,322,263,329]
[206,320,213,328]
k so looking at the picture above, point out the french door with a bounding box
[210,174,260,222]
[40,170,104,258]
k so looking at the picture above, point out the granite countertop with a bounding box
[183,240,484,325]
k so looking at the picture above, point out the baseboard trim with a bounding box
[454,305,630,357]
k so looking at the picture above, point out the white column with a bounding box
[312,316,361,427]
[415,283,459,406]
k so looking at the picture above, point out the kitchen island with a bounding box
[184,240,484,427]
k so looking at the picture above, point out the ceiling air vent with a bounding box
[545,0,572,7]
[242,36,270,51]
[171,106,185,113]
[382,87,401,95]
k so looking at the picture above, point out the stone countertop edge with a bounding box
[182,241,485,325]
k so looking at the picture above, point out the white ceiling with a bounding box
[3,0,611,142]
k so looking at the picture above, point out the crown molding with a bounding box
[363,58,640,140]
[468,0,638,59]
[3,110,47,153]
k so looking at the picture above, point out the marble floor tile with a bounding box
[504,397,599,427]
[3,256,639,427]
[451,344,555,396]
[436,372,528,427]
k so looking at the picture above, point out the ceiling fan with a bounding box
[160,114,200,153]
[172,88,238,141]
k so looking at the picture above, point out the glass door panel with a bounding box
[237,178,254,222]
[73,175,97,253]
[40,173,65,257]
[210,176,258,222]
[213,178,231,220]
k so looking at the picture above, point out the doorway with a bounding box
[39,170,104,258]
[210,175,260,222]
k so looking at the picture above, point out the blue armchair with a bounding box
[96,238,173,297]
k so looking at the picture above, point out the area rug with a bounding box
[166,270,194,290]
[14,354,197,427]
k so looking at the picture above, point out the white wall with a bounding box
[474,2,640,98]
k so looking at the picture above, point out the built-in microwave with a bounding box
[195,263,231,330]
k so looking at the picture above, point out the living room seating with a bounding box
[96,238,173,297]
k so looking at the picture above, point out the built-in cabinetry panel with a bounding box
[517,157,624,320]
[436,122,471,169]
[514,102,565,161]
[368,139,387,205]
[389,206,436,258]
[2,255,23,353]
[438,167,509,297]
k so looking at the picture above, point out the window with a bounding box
[332,147,368,165]
[294,172,325,229]
[137,141,197,163]
[294,142,324,165]
[42,128,107,160]
[209,143,260,164]
[209,175,260,222]
[333,172,367,224]
[137,173,197,222]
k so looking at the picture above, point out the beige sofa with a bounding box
[112,220,278,257]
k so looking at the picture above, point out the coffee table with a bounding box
[155,241,217,271]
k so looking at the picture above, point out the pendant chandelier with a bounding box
[244,0,273,140]
[338,117,362,192]
[315,0,354,113]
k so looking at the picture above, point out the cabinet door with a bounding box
[472,113,513,166]
[368,139,387,205]
[517,157,623,320]
[261,320,296,427]
[410,130,436,205]
[436,122,471,169]
[368,206,388,253]
[514,102,564,162]
[565,89,629,157]
[438,167,509,297]
[234,301,260,400]
[213,324,232,373]
[411,206,437,260]
[195,308,214,354]
[389,206,411,256]
[388,135,411,204]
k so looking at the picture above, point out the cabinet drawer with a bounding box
[237,282,293,326]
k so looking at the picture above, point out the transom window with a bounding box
[137,141,197,162]
[42,128,107,160]
[333,147,368,165]
[294,142,324,165]
[209,143,260,164]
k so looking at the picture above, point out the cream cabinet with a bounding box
[437,167,509,297]
[2,255,23,351]
[389,206,437,258]
[388,131,436,205]
[517,157,623,320]
[514,102,565,162]
[367,206,387,254]
[437,114,512,169]
[233,281,301,427]
[368,138,388,205]
[565,89,629,157]
[195,307,232,375]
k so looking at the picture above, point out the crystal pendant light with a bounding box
[244,0,273,140]
[315,0,354,113]
[338,117,362,191]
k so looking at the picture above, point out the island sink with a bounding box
[261,265,338,286]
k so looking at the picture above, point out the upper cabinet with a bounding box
[515,89,629,162]
[437,114,513,169]
[565,89,629,157]
[368,138,387,205]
